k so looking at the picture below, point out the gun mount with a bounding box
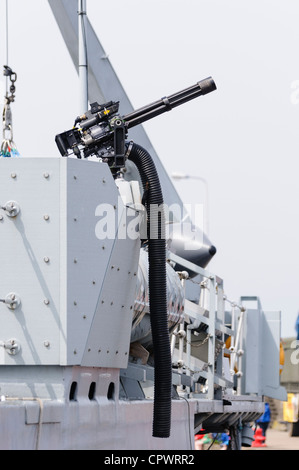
[55,77,216,174]
[54,77,217,438]
[0,74,286,447]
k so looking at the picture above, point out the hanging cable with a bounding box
[1,0,20,158]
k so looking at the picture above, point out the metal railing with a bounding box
[168,252,246,400]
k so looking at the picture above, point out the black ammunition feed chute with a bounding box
[55,76,216,439]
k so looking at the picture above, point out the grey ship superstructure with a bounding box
[0,0,286,450]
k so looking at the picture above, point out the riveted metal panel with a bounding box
[0,158,61,364]
[62,158,122,364]
[0,158,140,367]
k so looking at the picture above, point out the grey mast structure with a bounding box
[0,0,286,450]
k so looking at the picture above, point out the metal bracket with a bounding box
[2,339,21,355]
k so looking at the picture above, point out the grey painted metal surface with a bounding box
[0,158,139,368]
[0,364,264,450]
[0,157,284,449]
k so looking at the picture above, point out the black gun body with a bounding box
[55,77,216,159]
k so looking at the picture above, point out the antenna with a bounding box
[78,0,88,113]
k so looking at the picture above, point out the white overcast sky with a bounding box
[0,0,298,337]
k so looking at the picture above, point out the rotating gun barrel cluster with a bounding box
[55,77,216,174]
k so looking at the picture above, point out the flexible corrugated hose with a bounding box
[126,141,172,438]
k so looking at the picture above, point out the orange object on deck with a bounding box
[251,428,267,447]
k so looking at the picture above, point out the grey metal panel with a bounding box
[0,158,61,365]
[262,311,281,391]
[0,365,66,399]
[47,0,187,213]
[243,309,262,395]
[242,297,287,401]
[62,158,140,367]
[80,207,140,368]
[0,389,264,449]
[262,311,287,401]
[63,158,123,365]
